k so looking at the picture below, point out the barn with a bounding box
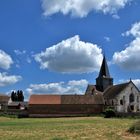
[28,93,104,117]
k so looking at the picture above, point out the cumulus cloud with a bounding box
[122,22,140,37]
[0,72,22,87]
[113,22,140,70]
[34,35,102,73]
[26,79,88,95]
[0,50,13,70]
[41,0,133,18]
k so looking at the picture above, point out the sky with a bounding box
[0,0,140,100]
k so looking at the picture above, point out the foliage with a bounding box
[104,108,116,118]
[128,120,140,134]
[11,90,24,102]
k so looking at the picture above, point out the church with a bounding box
[86,56,140,113]
[28,56,140,117]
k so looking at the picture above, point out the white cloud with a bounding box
[132,79,140,90]
[104,36,111,42]
[41,0,133,18]
[26,79,88,95]
[122,22,140,37]
[14,50,26,55]
[14,50,32,65]
[34,35,102,73]
[113,22,140,70]
[0,50,13,70]
[0,72,22,87]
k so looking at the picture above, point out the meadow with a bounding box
[0,116,139,140]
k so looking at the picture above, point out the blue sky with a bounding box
[0,0,140,99]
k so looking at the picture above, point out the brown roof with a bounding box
[29,94,104,105]
[29,95,61,105]
[103,82,129,99]
[0,94,10,103]
[85,84,96,95]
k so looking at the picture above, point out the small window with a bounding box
[137,96,139,103]
[137,106,139,111]
[120,99,123,105]
[130,105,134,111]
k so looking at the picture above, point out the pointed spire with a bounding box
[98,55,110,78]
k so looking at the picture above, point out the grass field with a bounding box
[0,116,139,140]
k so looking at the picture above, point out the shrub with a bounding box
[104,108,116,118]
[128,121,140,134]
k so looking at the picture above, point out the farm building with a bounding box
[0,94,10,111]
[29,94,104,117]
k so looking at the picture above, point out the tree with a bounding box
[11,91,15,101]
[17,90,24,101]
[11,90,24,102]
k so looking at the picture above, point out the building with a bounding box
[29,94,104,117]
[104,81,140,113]
[0,94,10,111]
[86,56,140,113]
[28,55,140,116]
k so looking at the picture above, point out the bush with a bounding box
[104,108,116,118]
[128,121,140,134]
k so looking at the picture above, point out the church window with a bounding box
[129,93,135,103]
[137,96,139,103]
[137,106,139,111]
[130,105,134,111]
[120,99,123,105]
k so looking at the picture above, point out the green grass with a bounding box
[0,116,139,140]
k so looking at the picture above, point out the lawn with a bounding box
[0,116,139,140]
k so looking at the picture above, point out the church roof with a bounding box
[103,82,129,99]
[98,56,111,78]
[85,84,103,95]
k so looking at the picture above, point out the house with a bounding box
[8,101,28,110]
[0,94,10,111]
[28,94,104,117]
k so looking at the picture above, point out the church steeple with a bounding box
[98,55,110,78]
[96,56,113,92]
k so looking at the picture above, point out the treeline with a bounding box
[11,90,24,102]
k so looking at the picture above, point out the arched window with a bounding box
[120,99,123,105]
[129,93,134,103]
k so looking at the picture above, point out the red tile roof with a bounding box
[29,95,61,104]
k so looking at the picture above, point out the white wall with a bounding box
[116,82,140,113]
